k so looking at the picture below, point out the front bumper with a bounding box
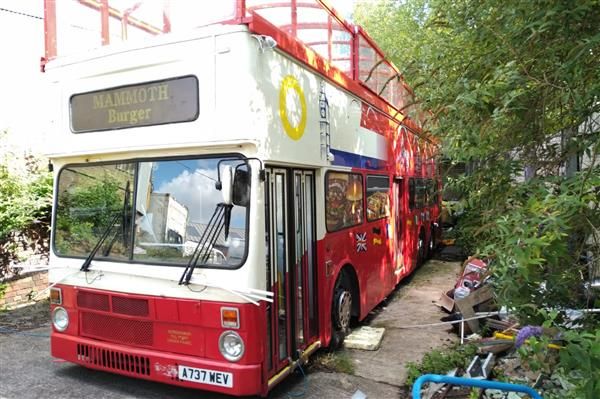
[51,333,263,396]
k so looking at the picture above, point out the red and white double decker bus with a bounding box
[43,1,440,396]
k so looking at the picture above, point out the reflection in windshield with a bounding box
[55,163,134,260]
[133,158,248,266]
[53,157,249,267]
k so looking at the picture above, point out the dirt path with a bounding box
[345,259,462,387]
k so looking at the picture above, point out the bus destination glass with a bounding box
[70,75,199,132]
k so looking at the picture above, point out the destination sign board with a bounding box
[70,75,199,132]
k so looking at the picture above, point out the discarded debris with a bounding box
[423,368,457,399]
[455,285,495,334]
[422,251,598,398]
[465,353,495,379]
[350,389,367,399]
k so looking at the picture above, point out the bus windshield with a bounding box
[54,156,249,268]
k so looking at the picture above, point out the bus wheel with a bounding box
[330,274,352,350]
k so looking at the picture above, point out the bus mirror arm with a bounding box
[214,158,264,206]
[215,158,243,192]
[215,158,265,188]
[243,157,266,182]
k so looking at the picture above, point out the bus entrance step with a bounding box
[343,326,385,351]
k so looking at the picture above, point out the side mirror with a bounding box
[220,165,234,205]
[232,167,250,207]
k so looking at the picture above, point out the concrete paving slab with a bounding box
[344,326,385,351]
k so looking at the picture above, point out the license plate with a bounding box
[178,365,233,388]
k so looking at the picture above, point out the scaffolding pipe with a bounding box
[412,374,542,399]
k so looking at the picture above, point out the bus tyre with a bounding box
[330,275,352,350]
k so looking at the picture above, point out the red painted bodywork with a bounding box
[51,285,268,396]
[316,165,440,349]
[45,0,441,396]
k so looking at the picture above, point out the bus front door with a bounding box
[264,168,317,377]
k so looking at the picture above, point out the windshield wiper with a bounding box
[103,181,132,256]
[80,212,121,272]
[81,181,131,272]
[179,202,233,285]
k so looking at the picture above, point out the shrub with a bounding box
[405,344,477,385]
[0,131,52,279]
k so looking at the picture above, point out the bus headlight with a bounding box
[218,331,244,362]
[52,307,69,332]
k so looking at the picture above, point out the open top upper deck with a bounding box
[44,0,426,131]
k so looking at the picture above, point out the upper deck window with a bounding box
[44,1,426,128]
[47,1,237,58]
[54,155,249,268]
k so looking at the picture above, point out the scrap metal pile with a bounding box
[418,258,570,399]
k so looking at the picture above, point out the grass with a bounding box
[312,350,355,375]
[405,343,478,385]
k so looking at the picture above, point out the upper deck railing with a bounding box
[44,0,425,128]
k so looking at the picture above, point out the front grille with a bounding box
[81,312,153,346]
[76,343,150,376]
[77,291,110,311]
[112,296,149,317]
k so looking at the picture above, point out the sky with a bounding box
[0,0,46,153]
[0,0,355,156]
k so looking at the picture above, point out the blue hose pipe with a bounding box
[412,374,542,399]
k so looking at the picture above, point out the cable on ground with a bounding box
[287,363,308,398]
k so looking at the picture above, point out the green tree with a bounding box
[355,0,600,308]
[356,2,599,395]
[0,130,53,278]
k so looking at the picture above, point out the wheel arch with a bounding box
[337,263,360,319]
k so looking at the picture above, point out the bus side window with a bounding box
[325,172,363,231]
[366,175,390,221]
[414,178,427,209]
[429,179,437,206]
[409,178,416,210]
[425,179,432,206]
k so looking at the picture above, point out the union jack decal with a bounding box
[356,232,367,252]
